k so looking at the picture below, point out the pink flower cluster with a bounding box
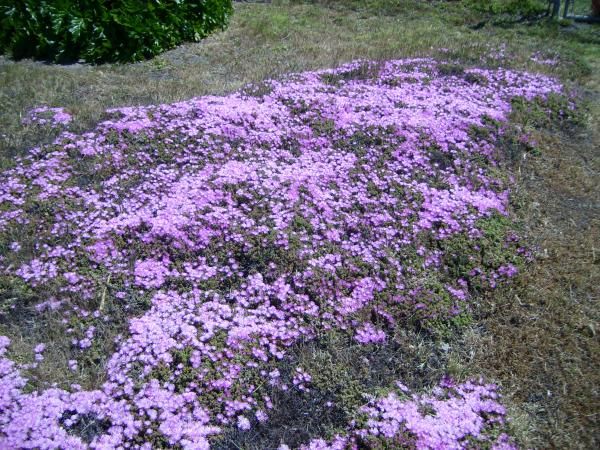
[296,378,516,450]
[0,336,220,449]
[292,367,312,392]
[354,323,386,344]
[22,106,72,127]
[0,59,563,447]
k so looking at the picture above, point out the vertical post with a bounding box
[563,0,571,17]
[550,0,561,17]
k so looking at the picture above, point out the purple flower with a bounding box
[354,323,386,344]
[22,106,72,127]
[237,416,251,431]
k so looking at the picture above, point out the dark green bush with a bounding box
[0,0,233,64]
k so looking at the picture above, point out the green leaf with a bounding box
[0,0,234,63]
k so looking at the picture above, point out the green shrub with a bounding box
[0,0,233,64]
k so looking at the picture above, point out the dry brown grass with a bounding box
[468,77,600,447]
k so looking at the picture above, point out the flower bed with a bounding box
[0,59,563,448]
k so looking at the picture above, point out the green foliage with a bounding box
[320,62,381,86]
[290,0,430,16]
[0,275,35,315]
[509,93,584,129]
[0,0,233,64]
[440,213,519,280]
[425,312,474,340]
[467,0,547,16]
[437,63,465,77]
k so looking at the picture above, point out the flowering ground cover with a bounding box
[0,57,571,449]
